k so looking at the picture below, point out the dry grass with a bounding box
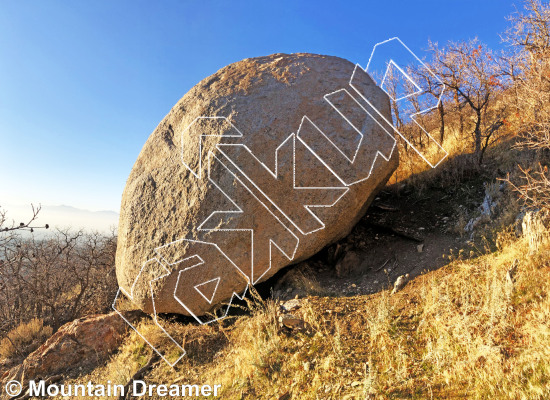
[389,127,478,189]
[43,116,550,400]
[53,226,550,400]
[0,319,52,362]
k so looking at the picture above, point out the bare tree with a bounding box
[429,39,509,164]
[0,205,49,248]
[503,0,550,151]
[382,64,405,144]
[383,63,444,152]
[502,0,550,220]
[0,227,118,333]
[412,63,447,143]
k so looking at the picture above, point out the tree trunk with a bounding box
[454,90,463,136]
[438,100,445,143]
[391,100,407,151]
[474,109,482,162]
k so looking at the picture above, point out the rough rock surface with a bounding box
[1,312,139,392]
[116,53,398,319]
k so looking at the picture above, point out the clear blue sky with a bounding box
[0,0,518,212]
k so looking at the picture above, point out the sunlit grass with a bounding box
[50,227,549,399]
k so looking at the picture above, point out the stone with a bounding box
[391,274,410,294]
[281,298,302,313]
[1,312,140,396]
[116,53,398,318]
[280,314,307,330]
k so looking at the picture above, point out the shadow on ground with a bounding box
[256,172,487,301]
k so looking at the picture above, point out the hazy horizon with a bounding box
[2,203,119,233]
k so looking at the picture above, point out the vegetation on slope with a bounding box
[59,218,547,399]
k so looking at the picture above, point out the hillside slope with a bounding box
[53,189,550,399]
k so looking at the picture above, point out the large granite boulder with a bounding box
[116,53,398,321]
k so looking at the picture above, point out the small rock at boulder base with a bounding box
[281,298,302,313]
[116,53,398,320]
[391,274,410,295]
[279,314,307,330]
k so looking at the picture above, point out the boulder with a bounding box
[116,53,398,320]
[1,312,140,395]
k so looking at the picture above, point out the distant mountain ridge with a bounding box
[47,204,118,215]
[2,204,119,234]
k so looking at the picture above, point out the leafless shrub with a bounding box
[0,228,118,336]
[0,205,49,249]
[503,0,550,218]
[428,39,510,164]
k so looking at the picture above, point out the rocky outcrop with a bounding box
[1,311,140,393]
[116,53,398,320]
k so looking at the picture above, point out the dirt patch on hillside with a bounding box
[262,179,482,300]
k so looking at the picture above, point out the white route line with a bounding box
[194,277,221,304]
[155,238,249,324]
[180,116,242,179]
[321,88,368,164]
[113,258,186,367]
[297,93,398,187]
[352,36,448,168]
[380,59,422,102]
[216,132,349,236]
[115,36,449,367]
[203,150,300,284]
